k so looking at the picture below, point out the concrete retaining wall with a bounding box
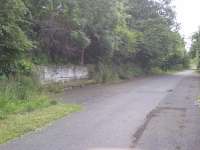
[37,66,89,84]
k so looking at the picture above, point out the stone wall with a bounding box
[37,66,89,84]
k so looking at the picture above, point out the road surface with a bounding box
[1,70,200,150]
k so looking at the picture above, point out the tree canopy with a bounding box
[190,28,200,68]
[0,0,189,76]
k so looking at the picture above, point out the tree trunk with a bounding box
[80,48,85,65]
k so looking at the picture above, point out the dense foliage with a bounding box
[0,0,33,77]
[190,28,200,68]
[0,0,189,77]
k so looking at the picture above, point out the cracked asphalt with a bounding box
[0,70,200,150]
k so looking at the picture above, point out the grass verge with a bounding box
[0,104,81,144]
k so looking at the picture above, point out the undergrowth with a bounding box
[0,75,81,143]
[0,76,54,120]
[90,63,145,83]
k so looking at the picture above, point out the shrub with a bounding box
[116,64,144,79]
[17,59,34,76]
[90,63,144,82]
[91,63,119,83]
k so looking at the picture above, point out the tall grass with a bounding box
[0,75,81,144]
[90,63,145,83]
[0,76,51,119]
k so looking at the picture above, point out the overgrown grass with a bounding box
[90,63,145,83]
[89,63,187,84]
[44,79,96,94]
[0,76,81,143]
[0,76,51,119]
[0,104,80,144]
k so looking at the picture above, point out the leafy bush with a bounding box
[149,67,164,75]
[91,63,119,83]
[116,64,144,79]
[182,55,191,68]
[17,59,34,75]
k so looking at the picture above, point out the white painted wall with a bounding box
[37,66,89,84]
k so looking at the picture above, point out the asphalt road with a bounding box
[1,70,200,150]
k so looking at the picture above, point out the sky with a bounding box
[173,0,200,49]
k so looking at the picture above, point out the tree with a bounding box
[190,28,200,68]
[70,31,91,65]
[127,0,186,71]
[2,0,187,74]
[0,0,32,77]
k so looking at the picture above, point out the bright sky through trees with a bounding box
[173,0,200,49]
